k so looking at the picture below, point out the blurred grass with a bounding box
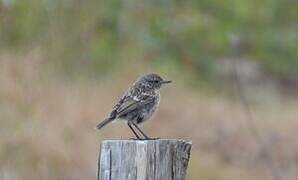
[1,55,298,179]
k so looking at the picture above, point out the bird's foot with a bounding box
[129,137,160,141]
[144,137,160,140]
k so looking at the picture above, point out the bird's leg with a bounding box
[132,122,159,140]
[127,122,142,140]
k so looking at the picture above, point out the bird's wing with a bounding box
[115,92,155,118]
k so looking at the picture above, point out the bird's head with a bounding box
[137,73,172,90]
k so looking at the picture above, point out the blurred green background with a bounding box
[1,0,298,180]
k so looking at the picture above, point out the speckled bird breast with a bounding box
[139,92,160,124]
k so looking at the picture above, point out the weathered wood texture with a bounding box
[98,139,192,180]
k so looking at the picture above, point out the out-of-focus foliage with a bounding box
[1,0,298,80]
[1,1,298,180]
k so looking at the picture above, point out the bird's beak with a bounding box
[161,80,172,84]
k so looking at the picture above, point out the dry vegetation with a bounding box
[1,53,298,180]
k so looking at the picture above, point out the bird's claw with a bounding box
[129,137,160,141]
[144,137,160,140]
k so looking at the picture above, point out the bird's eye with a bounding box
[154,80,159,83]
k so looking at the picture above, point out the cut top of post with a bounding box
[98,139,192,180]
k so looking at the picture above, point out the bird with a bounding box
[96,73,172,140]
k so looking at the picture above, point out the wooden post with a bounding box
[98,139,192,180]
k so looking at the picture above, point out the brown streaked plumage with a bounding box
[96,73,171,140]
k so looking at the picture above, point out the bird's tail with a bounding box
[96,117,114,130]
